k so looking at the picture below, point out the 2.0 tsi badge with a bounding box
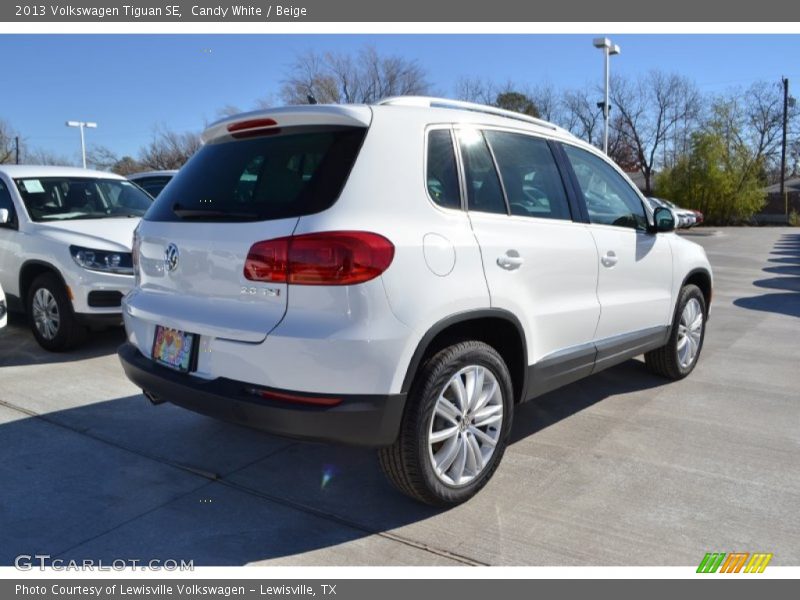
[164,243,180,272]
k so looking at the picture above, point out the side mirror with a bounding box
[0,208,10,225]
[651,206,675,233]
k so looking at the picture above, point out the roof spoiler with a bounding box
[202,105,373,144]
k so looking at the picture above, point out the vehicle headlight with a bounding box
[69,245,134,275]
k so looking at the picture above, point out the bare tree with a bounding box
[281,46,429,105]
[527,83,560,123]
[138,126,201,170]
[607,115,641,172]
[23,147,73,166]
[85,145,144,175]
[737,80,799,180]
[609,70,701,194]
[216,103,244,118]
[0,119,22,164]
[454,76,494,104]
[454,78,547,120]
[561,87,602,146]
[86,145,120,171]
[253,94,276,110]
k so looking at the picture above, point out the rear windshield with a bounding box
[14,177,152,222]
[145,126,367,222]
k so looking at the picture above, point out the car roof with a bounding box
[202,96,590,150]
[127,170,178,179]
[0,165,126,180]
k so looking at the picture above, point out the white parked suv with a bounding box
[118,98,712,505]
[0,166,152,350]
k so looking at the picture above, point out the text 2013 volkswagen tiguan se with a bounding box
[118,97,712,506]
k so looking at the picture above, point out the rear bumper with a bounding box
[118,342,406,447]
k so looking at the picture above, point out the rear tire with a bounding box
[27,273,87,352]
[645,284,706,380]
[379,341,514,506]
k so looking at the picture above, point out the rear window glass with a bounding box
[145,127,366,222]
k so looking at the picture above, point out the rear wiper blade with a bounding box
[172,203,259,221]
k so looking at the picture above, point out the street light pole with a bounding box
[66,120,97,168]
[593,37,621,155]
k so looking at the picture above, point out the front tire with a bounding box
[27,273,86,352]
[379,341,514,506]
[645,284,707,380]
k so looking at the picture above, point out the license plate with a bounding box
[151,326,197,372]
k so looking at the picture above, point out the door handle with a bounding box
[601,251,618,268]
[497,251,523,270]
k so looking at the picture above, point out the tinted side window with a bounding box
[458,129,506,215]
[136,176,172,198]
[563,144,647,230]
[484,131,571,221]
[0,179,17,223]
[426,129,461,209]
[0,180,15,213]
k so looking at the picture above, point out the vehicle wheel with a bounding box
[379,341,514,506]
[645,284,706,380]
[27,273,86,352]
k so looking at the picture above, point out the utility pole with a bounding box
[14,136,19,164]
[780,77,789,198]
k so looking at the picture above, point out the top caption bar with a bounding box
[3,0,800,22]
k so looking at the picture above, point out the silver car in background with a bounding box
[648,197,697,228]
[127,170,178,198]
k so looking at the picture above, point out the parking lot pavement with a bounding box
[0,227,798,566]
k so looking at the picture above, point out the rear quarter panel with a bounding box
[294,109,492,393]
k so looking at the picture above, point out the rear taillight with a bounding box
[243,237,289,283]
[244,231,394,286]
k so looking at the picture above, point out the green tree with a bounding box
[110,156,143,176]
[657,102,766,224]
[494,91,540,118]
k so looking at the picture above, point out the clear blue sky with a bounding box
[2,34,799,163]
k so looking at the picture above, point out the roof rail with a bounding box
[376,96,559,131]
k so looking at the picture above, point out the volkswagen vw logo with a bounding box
[164,243,180,272]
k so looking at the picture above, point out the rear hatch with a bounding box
[131,106,371,343]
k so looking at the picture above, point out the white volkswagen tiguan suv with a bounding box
[0,166,152,350]
[118,98,712,505]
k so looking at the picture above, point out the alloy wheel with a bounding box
[427,365,504,486]
[32,288,60,341]
[677,297,703,369]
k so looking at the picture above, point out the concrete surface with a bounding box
[0,227,798,566]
